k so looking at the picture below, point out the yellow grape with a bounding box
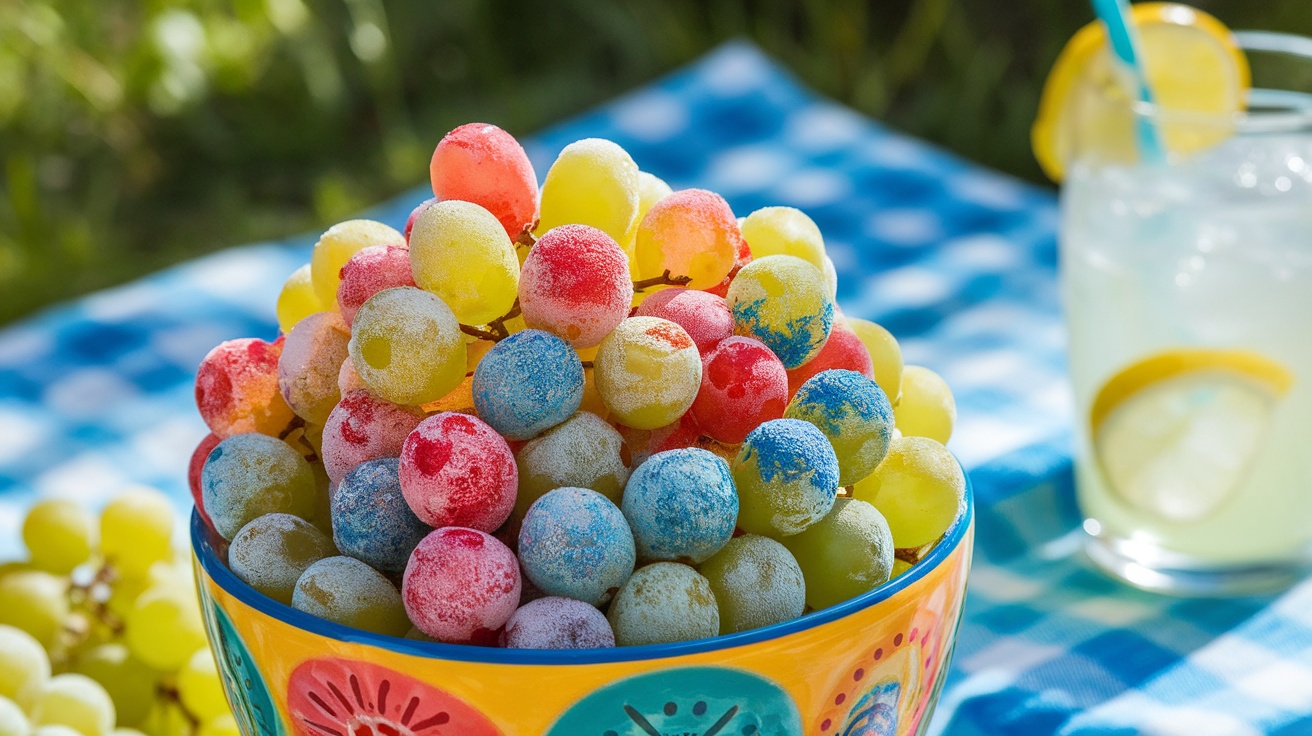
[309,220,404,306]
[100,488,174,580]
[891,558,914,579]
[822,254,838,299]
[136,702,190,736]
[196,717,239,736]
[125,588,206,671]
[0,625,49,705]
[112,731,148,736]
[27,675,114,736]
[725,255,834,369]
[22,500,95,575]
[853,435,965,549]
[0,573,68,647]
[620,172,673,265]
[594,317,701,429]
[847,318,904,404]
[0,696,26,736]
[409,200,519,325]
[537,139,639,244]
[348,287,467,406]
[894,365,956,443]
[176,649,227,722]
[739,206,826,271]
[70,645,156,728]
[275,264,322,334]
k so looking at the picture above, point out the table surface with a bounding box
[2,41,1310,736]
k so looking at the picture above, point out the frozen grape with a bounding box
[0,573,68,647]
[518,488,635,606]
[727,255,834,369]
[894,365,956,444]
[594,317,701,429]
[429,123,539,239]
[607,563,718,646]
[0,625,49,704]
[635,188,741,289]
[515,411,629,516]
[739,206,826,272]
[194,337,295,438]
[621,448,737,564]
[704,222,753,298]
[202,433,318,540]
[691,336,788,444]
[402,528,520,645]
[854,436,965,548]
[188,433,221,530]
[229,513,336,605]
[276,264,322,335]
[22,500,94,575]
[310,219,403,307]
[336,245,416,327]
[400,412,516,531]
[537,138,639,244]
[331,458,430,577]
[822,254,838,299]
[72,644,155,727]
[409,200,519,325]
[732,418,839,537]
[785,316,874,397]
[292,556,410,636]
[847,318,903,402]
[698,534,805,634]
[403,197,436,242]
[278,311,350,425]
[519,225,633,348]
[633,287,733,354]
[617,412,702,469]
[620,171,673,263]
[27,674,114,736]
[320,389,424,484]
[502,597,615,650]
[785,369,894,486]
[781,498,893,610]
[348,287,467,406]
[101,487,174,579]
[472,330,583,440]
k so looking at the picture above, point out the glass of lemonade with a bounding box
[1061,31,1312,595]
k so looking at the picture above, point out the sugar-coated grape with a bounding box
[726,255,834,369]
[402,528,520,645]
[400,413,517,531]
[336,245,416,327]
[635,188,741,289]
[502,597,615,650]
[847,318,903,403]
[409,200,519,325]
[429,123,539,239]
[176,649,227,722]
[515,412,629,516]
[100,487,174,580]
[278,312,350,425]
[894,365,956,444]
[854,436,965,548]
[72,644,155,727]
[621,172,673,264]
[822,255,838,299]
[194,338,295,438]
[310,219,404,307]
[698,534,805,634]
[633,288,733,354]
[403,197,436,242]
[785,316,874,397]
[0,573,68,647]
[276,264,322,335]
[519,488,635,606]
[732,418,839,537]
[691,336,788,444]
[331,458,430,577]
[537,138,639,244]
[617,413,702,469]
[418,374,476,415]
[201,433,318,540]
[228,513,336,605]
[472,330,583,440]
[0,696,26,736]
[320,389,424,483]
[739,206,826,272]
[785,369,894,486]
[0,625,49,704]
[519,225,632,348]
[27,674,114,736]
[22,500,94,575]
[781,498,893,610]
[292,556,410,636]
[348,287,467,406]
[704,220,754,298]
[594,317,702,429]
[188,434,220,529]
[607,563,718,647]
[621,449,737,564]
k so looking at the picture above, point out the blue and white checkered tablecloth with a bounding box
[3,41,1311,736]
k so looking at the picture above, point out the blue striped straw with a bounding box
[1090,0,1165,162]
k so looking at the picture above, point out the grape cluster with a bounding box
[199,123,963,651]
[1,490,235,736]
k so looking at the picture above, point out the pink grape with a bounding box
[635,189,742,289]
[321,389,426,483]
[278,311,351,425]
[336,245,416,327]
[429,123,539,239]
[400,412,517,532]
[402,527,520,645]
[633,288,733,354]
[692,336,789,444]
[519,225,633,348]
[195,337,295,438]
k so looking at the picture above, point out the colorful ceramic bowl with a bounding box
[191,477,973,736]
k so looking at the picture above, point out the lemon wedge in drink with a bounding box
[1091,349,1294,523]
[1032,3,1249,181]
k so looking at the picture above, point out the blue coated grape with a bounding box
[518,487,635,606]
[621,448,738,564]
[472,329,584,440]
[785,368,894,486]
[330,458,431,577]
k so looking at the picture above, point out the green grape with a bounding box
[348,287,467,407]
[196,716,239,736]
[698,535,805,634]
[201,434,319,541]
[607,563,718,647]
[537,139,639,244]
[847,318,904,404]
[112,730,148,736]
[726,255,834,369]
[780,498,894,611]
[0,573,69,647]
[309,220,403,307]
[136,702,190,736]
[291,557,409,636]
[409,200,519,325]
[0,625,49,705]
[125,589,206,671]
[31,727,81,736]
[891,558,914,579]
[100,488,174,580]
[71,645,156,727]
[0,696,27,736]
[22,500,95,575]
[228,514,335,606]
[854,435,965,549]
[104,575,148,623]
[176,649,227,722]
[514,411,629,516]
[893,365,956,444]
[27,674,115,736]
[739,206,826,272]
[276,264,321,334]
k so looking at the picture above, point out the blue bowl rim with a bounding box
[191,471,974,666]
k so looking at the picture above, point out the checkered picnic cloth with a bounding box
[2,41,1310,736]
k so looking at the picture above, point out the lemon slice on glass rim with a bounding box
[1091,349,1294,523]
[1032,2,1250,181]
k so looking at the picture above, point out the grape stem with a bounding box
[459,299,521,342]
[515,229,537,249]
[278,415,319,463]
[632,270,693,292]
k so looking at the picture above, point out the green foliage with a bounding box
[1,0,1308,323]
